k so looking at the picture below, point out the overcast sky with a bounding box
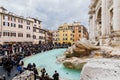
[0,0,90,30]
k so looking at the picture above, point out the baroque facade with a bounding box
[89,0,120,46]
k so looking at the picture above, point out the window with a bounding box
[14,24,16,27]
[5,16,8,21]
[11,17,14,22]
[26,34,31,38]
[39,36,44,39]
[27,21,30,25]
[8,32,10,36]
[34,20,37,23]
[14,18,16,22]
[3,15,8,21]
[3,32,5,36]
[33,28,36,32]
[27,26,30,30]
[38,21,41,24]
[11,23,14,27]
[21,20,23,23]
[8,16,11,21]
[3,22,9,27]
[33,35,36,39]
[3,22,5,26]
[79,30,81,33]
[11,32,16,37]
[79,34,81,37]
[3,32,7,36]
[18,19,23,23]
[8,23,9,26]
[18,33,23,37]
[18,19,20,23]
[39,30,44,34]
[3,32,16,37]
[18,25,23,28]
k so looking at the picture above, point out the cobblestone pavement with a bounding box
[0,66,18,80]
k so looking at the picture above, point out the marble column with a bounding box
[104,0,112,46]
[89,15,93,41]
[106,0,111,35]
[89,10,96,42]
[92,13,96,41]
[112,0,120,46]
[100,0,111,46]
[113,0,120,32]
[99,0,107,46]
[101,0,107,36]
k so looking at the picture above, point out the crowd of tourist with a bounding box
[25,63,59,80]
[0,42,70,56]
[0,42,70,80]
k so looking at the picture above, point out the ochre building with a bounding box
[56,22,88,45]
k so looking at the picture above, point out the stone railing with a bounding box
[12,70,34,80]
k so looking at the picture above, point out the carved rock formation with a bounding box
[64,38,99,58]
[80,59,120,80]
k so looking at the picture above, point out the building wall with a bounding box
[0,7,45,45]
[52,31,58,44]
[28,18,43,44]
[0,12,33,44]
[39,29,45,43]
[57,22,88,45]
[74,26,79,42]
[43,29,52,44]
[58,24,73,44]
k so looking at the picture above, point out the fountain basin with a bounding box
[23,49,80,80]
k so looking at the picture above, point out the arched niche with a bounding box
[110,8,113,33]
[96,7,102,37]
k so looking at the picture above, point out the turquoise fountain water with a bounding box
[23,49,80,80]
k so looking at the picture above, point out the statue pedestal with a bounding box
[111,31,120,46]
[99,36,111,46]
